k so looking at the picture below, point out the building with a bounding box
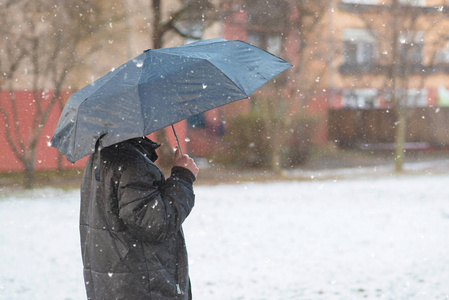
[330,0,449,109]
[3,0,449,173]
[326,0,449,147]
[219,0,449,149]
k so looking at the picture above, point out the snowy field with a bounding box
[1,174,449,300]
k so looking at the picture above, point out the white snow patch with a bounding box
[1,176,449,299]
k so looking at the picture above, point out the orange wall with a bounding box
[0,91,187,172]
[0,91,87,172]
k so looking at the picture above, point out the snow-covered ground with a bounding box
[1,174,449,300]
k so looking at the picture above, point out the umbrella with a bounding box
[51,38,292,163]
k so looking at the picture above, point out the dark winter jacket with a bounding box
[80,137,195,300]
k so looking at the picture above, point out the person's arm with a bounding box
[116,151,196,244]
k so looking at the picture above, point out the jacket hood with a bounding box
[126,137,160,162]
[95,137,160,181]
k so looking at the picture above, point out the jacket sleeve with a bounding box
[116,155,195,244]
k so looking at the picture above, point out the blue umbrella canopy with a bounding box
[51,38,292,163]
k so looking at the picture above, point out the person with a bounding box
[79,136,199,300]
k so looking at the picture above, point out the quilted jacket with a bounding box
[80,137,195,299]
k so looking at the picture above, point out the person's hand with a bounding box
[173,148,199,178]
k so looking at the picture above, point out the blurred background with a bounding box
[2,0,449,189]
[2,2,449,299]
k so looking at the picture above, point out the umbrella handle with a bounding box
[171,125,183,156]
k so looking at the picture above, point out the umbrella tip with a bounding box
[143,49,151,53]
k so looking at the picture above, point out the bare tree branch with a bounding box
[0,0,118,187]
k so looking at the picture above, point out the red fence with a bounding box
[328,107,449,149]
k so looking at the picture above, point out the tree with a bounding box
[0,0,113,188]
[147,0,218,167]
[272,0,329,171]
[341,0,449,172]
[226,0,329,172]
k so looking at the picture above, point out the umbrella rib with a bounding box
[137,69,146,138]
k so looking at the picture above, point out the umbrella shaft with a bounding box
[171,125,183,156]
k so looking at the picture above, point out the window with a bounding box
[248,33,282,56]
[246,0,288,56]
[405,89,428,107]
[384,89,428,107]
[436,49,449,63]
[183,22,203,45]
[435,38,449,63]
[188,113,205,128]
[399,31,424,65]
[343,29,376,66]
[399,0,426,6]
[342,89,378,108]
[341,0,378,3]
[246,0,289,30]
